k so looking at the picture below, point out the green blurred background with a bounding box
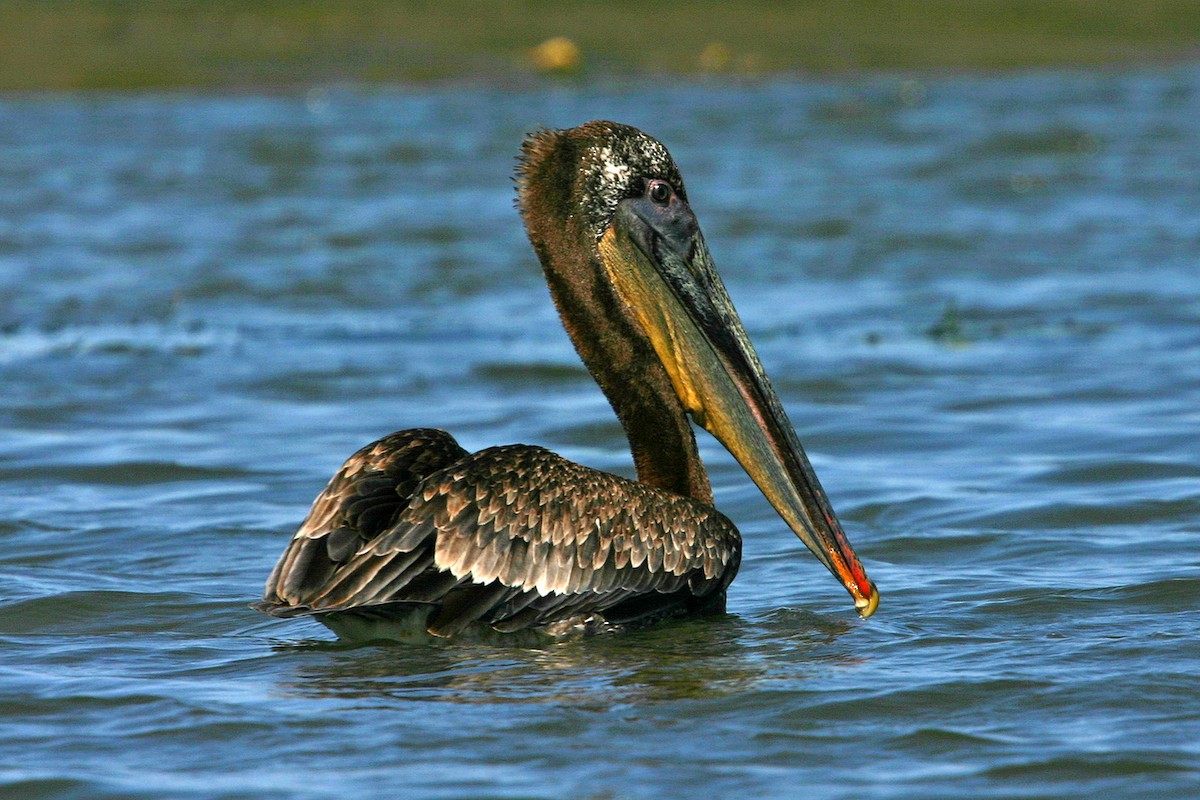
[3,0,1199,90]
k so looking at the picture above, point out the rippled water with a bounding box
[2,66,1199,798]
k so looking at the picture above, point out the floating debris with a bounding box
[926,300,968,345]
[924,299,1110,347]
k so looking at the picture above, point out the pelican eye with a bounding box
[647,179,672,205]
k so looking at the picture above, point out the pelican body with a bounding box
[256,121,878,638]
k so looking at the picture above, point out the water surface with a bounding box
[1,67,1198,798]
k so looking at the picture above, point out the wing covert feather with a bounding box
[371,445,740,602]
[259,440,741,634]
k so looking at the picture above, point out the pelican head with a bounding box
[518,121,878,617]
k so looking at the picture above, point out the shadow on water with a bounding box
[268,609,855,707]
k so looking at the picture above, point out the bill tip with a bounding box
[855,584,880,618]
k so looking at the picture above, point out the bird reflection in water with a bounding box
[272,611,857,705]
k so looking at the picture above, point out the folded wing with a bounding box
[257,432,741,636]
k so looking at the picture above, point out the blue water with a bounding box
[1,65,1198,799]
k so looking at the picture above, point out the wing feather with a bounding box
[257,428,468,612]
[257,439,741,635]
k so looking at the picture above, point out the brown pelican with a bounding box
[255,121,878,638]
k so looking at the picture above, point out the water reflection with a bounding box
[273,610,856,706]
